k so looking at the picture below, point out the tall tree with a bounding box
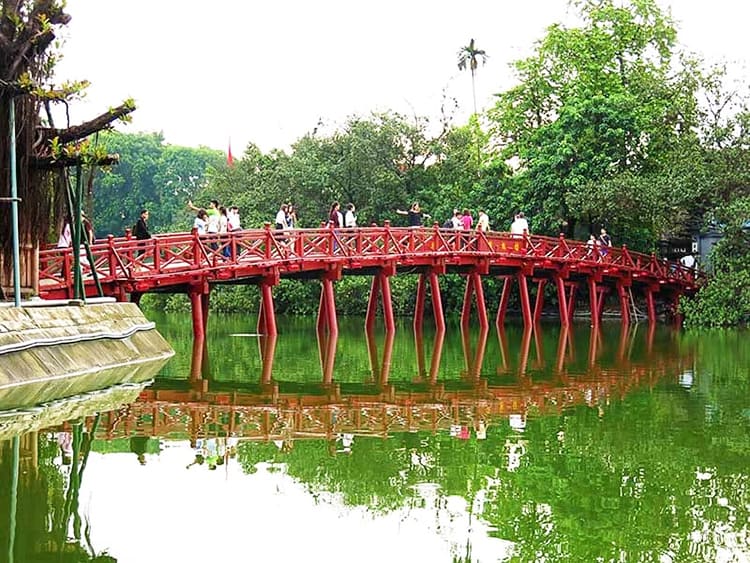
[488,0,700,241]
[457,38,488,116]
[0,0,134,292]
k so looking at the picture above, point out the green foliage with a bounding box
[682,197,750,327]
[488,0,701,237]
[91,131,224,237]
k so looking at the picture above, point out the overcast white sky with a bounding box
[53,0,748,155]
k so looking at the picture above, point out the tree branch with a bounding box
[42,102,136,144]
[32,153,120,170]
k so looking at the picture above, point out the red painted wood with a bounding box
[496,276,513,329]
[555,275,569,327]
[413,274,426,333]
[533,279,547,324]
[588,278,599,329]
[429,270,445,332]
[517,273,532,329]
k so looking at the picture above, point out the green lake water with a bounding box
[1,313,748,562]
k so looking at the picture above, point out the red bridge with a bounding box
[38,224,700,336]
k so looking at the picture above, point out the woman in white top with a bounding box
[344,203,357,227]
[193,209,208,235]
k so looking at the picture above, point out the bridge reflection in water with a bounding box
[79,322,686,447]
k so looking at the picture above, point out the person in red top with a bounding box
[460,208,473,230]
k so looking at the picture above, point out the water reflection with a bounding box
[1,319,748,563]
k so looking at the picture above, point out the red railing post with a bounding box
[153,237,160,272]
[192,227,202,267]
[107,235,116,278]
[264,222,272,260]
[383,220,391,254]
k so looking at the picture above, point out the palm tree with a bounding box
[457,38,488,116]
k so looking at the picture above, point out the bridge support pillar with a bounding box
[554,275,569,327]
[460,271,489,331]
[365,267,396,333]
[257,276,278,337]
[414,268,446,333]
[517,273,533,330]
[567,283,578,321]
[317,275,339,338]
[189,288,206,342]
[588,277,600,329]
[617,281,631,325]
[496,276,512,329]
[533,279,547,324]
[644,286,657,324]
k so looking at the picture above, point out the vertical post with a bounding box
[645,286,656,324]
[189,290,205,341]
[8,98,21,306]
[473,272,489,330]
[567,284,578,321]
[380,272,395,333]
[413,273,426,333]
[496,275,513,329]
[517,272,532,330]
[324,277,338,337]
[460,274,474,331]
[260,282,277,336]
[429,270,445,332]
[533,279,547,324]
[617,281,630,325]
[429,327,445,384]
[365,275,381,332]
[555,275,569,327]
[588,277,599,329]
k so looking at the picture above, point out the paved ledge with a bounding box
[0,302,174,410]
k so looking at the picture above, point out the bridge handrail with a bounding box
[38,226,704,295]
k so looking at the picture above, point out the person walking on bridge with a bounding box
[133,209,151,257]
[396,202,430,227]
[344,203,357,228]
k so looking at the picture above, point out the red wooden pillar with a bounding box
[379,330,395,385]
[518,326,533,375]
[517,272,533,330]
[554,275,569,327]
[496,275,513,329]
[567,283,578,320]
[413,274,426,334]
[259,334,277,385]
[322,277,338,337]
[533,279,547,324]
[616,281,630,326]
[460,272,489,331]
[189,289,205,341]
[380,272,395,333]
[588,277,599,329]
[429,269,446,332]
[201,291,211,334]
[365,268,395,333]
[644,286,657,324]
[461,275,474,331]
[429,327,445,384]
[366,275,381,332]
[257,279,277,336]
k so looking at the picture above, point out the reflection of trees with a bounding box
[0,424,116,562]
[232,376,749,562]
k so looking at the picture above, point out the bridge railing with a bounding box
[38,226,702,296]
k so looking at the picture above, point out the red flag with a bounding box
[227,140,234,167]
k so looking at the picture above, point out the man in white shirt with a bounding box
[510,212,529,235]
